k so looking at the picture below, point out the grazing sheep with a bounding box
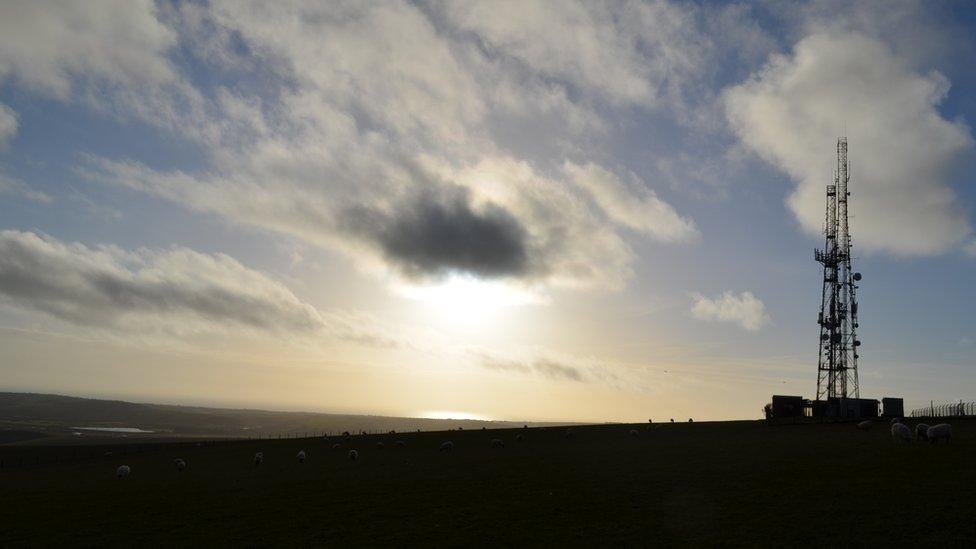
[376,442,385,450]
[856,420,873,430]
[253,452,264,466]
[629,429,639,437]
[174,458,186,472]
[348,449,359,461]
[296,450,306,463]
[891,422,912,443]
[439,441,454,452]
[332,443,342,450]
[915,423,931,442]
[515,434,523,442]
[395,440,406,448]
[116,465,130,479]
[927,423,952,444]
[491,438,505,448]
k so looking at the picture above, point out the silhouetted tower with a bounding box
[815,138,862,400]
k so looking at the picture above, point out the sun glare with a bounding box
[397,275,544,321]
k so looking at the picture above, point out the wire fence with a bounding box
[909,400,975,418]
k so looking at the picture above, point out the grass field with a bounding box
[2,419,974,546]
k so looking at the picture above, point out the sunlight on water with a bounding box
[73,426,155,433]
[420,410,492,421]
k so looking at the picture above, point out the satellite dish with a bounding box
[853,272,862,281]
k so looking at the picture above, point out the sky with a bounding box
[2,0,976,422]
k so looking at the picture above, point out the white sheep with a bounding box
[296,450,306,463]
[253,452,264,466]
[856,420,873,430]
[490,438,505,448]
[439,441,454,452]
[629,429,639,437]
[891,422,912,443]
[348,449,359,461]
[174,458,186,472]
[116,465,130,479]
[395,440,406,448]
[927,423,952,444]
[915,423,930,442]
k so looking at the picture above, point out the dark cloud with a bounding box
[533,359,583,382]
[0,230,323,334]
[342,185,530,280]
[477,352,584,382]
[479,356,532,374]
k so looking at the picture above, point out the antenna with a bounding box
[814,137,861,400]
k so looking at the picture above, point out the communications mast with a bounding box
[815,137,862,400]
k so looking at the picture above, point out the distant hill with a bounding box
[0,392,563,443]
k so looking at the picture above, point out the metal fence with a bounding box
[909,400,975,418]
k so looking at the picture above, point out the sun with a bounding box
[397,275,544,323]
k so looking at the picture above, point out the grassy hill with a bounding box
[2,418,974,545]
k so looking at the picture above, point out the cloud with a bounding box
[0,1,176,97]
[437,0,707,109]
[564,162,698,242]
[0,0,212,141]
[479,356,532,374]
[0,230,398,348]
[0,230,320,334]
[0,103,17,148]
[63,1,704,292]
[724,31,973,256]
[533,359,584,382]
[691,291,769,331]
[0,172,51,203]
[340,185,529,280]
[478,353,584,382]
[84,146,640,290]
